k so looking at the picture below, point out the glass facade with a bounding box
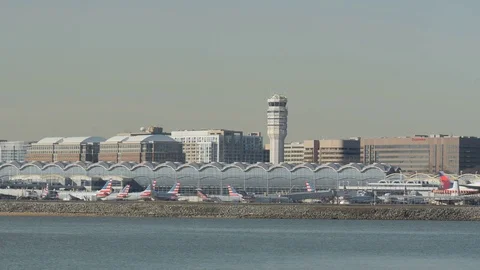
[0,161,399,194]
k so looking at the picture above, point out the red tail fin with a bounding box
[439,171,451,190]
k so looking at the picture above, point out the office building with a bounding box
[284,139,360,165]
[243,132,264,164]
[318,139,360,164]
[99,133,184,163]
[284,141,315,164]
[0,141,32,162]
[26,137,105,162]
[263,144,270,163]
[170,129,263,163]
[267,94,288,164]
[361,135,480,174]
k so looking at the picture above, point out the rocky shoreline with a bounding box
[0,201,480,221]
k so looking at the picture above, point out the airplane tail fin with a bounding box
[96,179,113,197]
[140,183,152,198]
[167,182,180,194]
[227,185,242,197]
[41,183,49,199]
[439,171,451,190]
[117,185,130,198]
[305,182,314,192]
[197,190,209,200]
[122,185,130,194]
[452,180,460,194]
[99,179,113,192]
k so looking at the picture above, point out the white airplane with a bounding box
[101,184,131,201]
[58,180,114,201]
[433,178,478,195]
[460,179,480,191]
[122,181,155,201]
[432,172,479,195]
[196,185,244,203]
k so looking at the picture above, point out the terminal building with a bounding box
[361,135,480,174]
[169,129,263,164]
[0,161,400,194]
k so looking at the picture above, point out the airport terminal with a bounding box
[0,160,402,194]
[2,94,480,204]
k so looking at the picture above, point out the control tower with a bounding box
[267,94,288,164]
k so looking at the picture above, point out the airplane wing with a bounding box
[459,184,480,190]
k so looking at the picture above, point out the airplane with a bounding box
[196,189,216,202]
[459,177,480,191]
[151,182,180,201]
[40,183,59,200]
[306,182,314,192]
[122,180,157,201]
[195,185,244,203]
[433,172,479,195]
[101,184,131,201]
[280,182,334,202]
[57,180,114,201]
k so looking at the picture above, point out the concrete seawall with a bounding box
[1,201,480,220]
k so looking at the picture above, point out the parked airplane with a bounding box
[151,182,180,201]
[0,188,41,200]
[101,185,131,201]
[57,180,114,201]
[433,172,479,195]
[434,179,478,195]
[40,184,59,200]
[196,189,216,202]
[123,181,155,201]
[195,185,244,202]
[459,178,480,191]
[280,182,334,202]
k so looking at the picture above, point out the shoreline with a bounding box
[0,201,479,220]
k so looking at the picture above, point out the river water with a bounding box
[0,217,477,270]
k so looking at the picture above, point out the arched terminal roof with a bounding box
[2,161,398,174]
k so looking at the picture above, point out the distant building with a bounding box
[170,129,263,163]
[318,139,360,164]
[99,134,184,163]
[0,141,32,162]
[361,135,480,174]
[99,126,184,163]
[283,139,360,165]
[243,132,264,164]
[263,144,270,163]
[26,137,105,162]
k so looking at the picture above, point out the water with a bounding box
[0,217,478,270]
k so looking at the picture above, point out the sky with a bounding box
[1,0,479,142]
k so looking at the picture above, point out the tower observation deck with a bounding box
[267,94,288,164]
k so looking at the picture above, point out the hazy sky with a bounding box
[1,1,479,142]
